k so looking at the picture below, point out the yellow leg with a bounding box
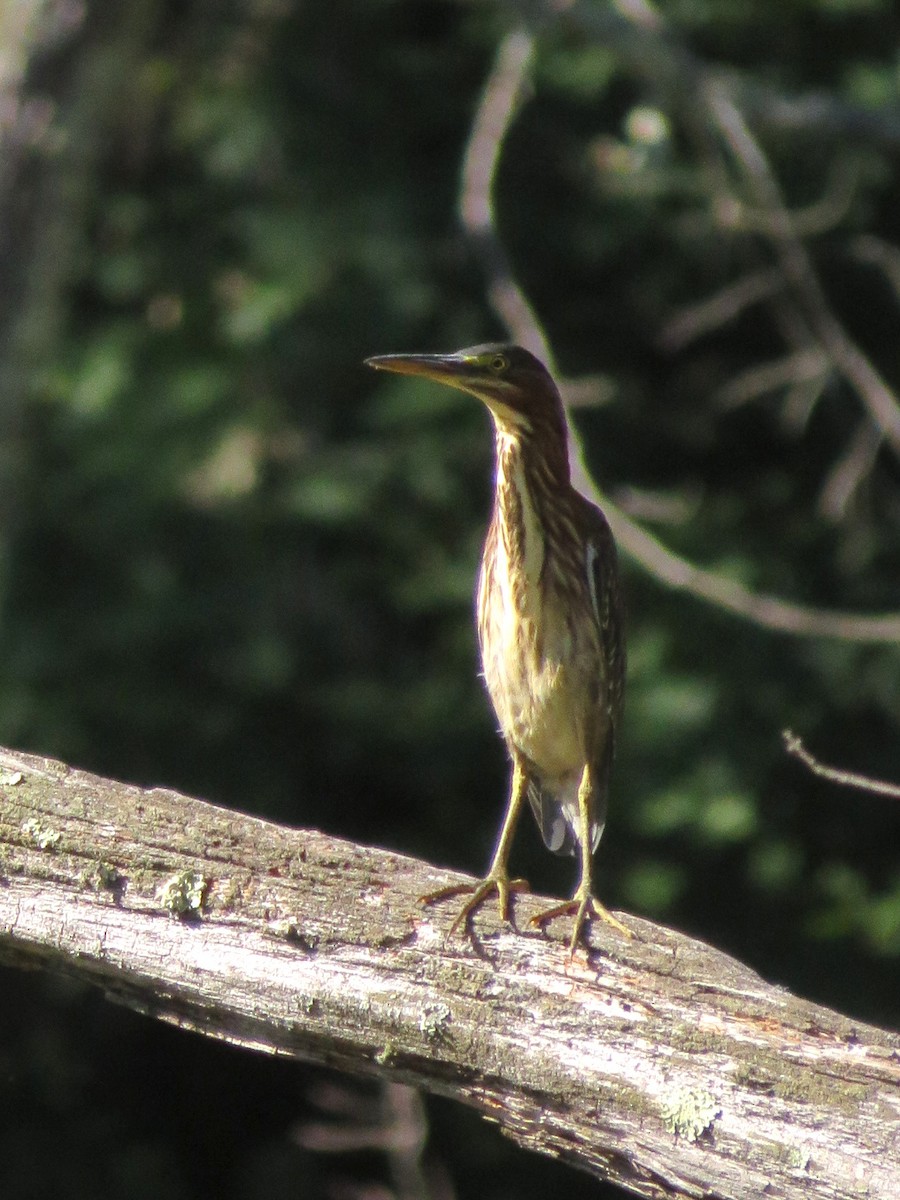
[422,756,530,934]
[531,763,631,953]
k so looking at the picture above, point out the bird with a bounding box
[365,343,628,953]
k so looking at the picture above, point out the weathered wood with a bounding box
[0,745,897,1199]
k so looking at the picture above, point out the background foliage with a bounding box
[1,1,899,1197]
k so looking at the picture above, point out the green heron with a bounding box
[365,344,628,952]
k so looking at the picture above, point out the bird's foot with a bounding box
[421,873,530,936]
[531,888,632,955]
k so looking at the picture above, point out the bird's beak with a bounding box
[364,352,477,388]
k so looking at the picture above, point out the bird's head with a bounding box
[365,343,563,436]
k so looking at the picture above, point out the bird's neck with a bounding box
[491,420,572,603]
[494,409,571,493]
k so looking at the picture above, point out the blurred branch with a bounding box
[714,348,829,411]
[2,746,899,1200]
[297,1080,447,1200]
[517,0,900,497]
[819,420,882,523]
[784,731,900,801]
[600,497,900,642]
[458,23,900,644]
[605,0,900,516]
[704,82,900,459]
[660,269,784,351]
[711,154,861,240]
[521,0,900,149]
[852,235,900,306]
[457,28,546,360]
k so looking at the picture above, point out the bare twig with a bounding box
[714,348,828,410]
[783,730,900,801]
[775,157,861,237]
[660,268,784,351]
[705,82,900,458]
[852,234,900,307]
[297,1080,443,1200]
[712,156,861,240]
[819,420,882,522]
[556,0,900,148]
[614,484,700,527]
[781,368,832,434]
[596,490,900,643]
[458,29,547,361]
[610,0,665,33]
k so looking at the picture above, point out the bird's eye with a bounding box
[489,354,508,374]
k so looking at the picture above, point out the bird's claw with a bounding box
[421,874,530,935]
[531,890,632,955]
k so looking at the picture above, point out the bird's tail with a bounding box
[527,776,604,857]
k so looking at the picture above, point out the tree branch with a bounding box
[1,746,898,1200]
[457,27,547,360]
[598,497,900,642]
[783,730,900,801]
[704,81,900,460]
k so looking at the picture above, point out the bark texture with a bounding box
[0,745,897,1200]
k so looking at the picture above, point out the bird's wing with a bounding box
[579,494,626,774]
[528,494,625,857]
